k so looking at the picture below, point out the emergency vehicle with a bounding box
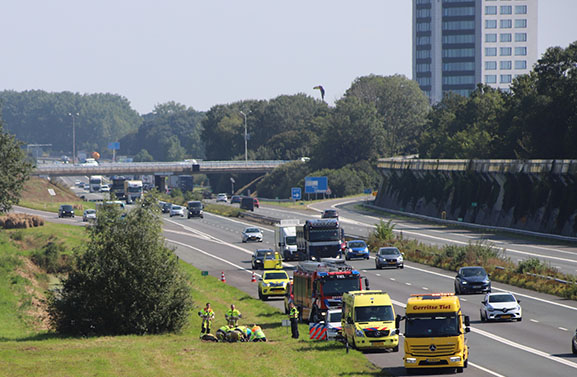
[292,260,366,323]
[341,290,399,351]
[396,293,470,374]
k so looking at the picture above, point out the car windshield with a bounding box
[355,305,395,322]
[61,205,73,210]
[264,272,288,280]
[488,294,515,303]
[255,250,268,257]
[245,228,260,233]
[461,267,486,277]
[309,229,340,241]
[322,278,360,296]
[172,206,182,210]
[285,236,297,245]
[405,314,460,337]
[379,248,400,256]
[264,253,277,260]
[327,311,342,323]
[348,241,366,248]
[188,202,202,208]
[85,210,96,214]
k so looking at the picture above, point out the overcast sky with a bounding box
[1,1,576,114]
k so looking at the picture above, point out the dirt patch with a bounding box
[15,257,52,331]
[22,177,82,204]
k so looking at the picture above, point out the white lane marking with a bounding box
[559,327,568,331]
[530,319,539,323]
[202,212,275,233]
[376,274,381,277]
[468,362,507,377]
[460,298,467,302]
[390,278,396,281]
[405,264,577,312]
[405,282,412,286]
[421,287,429,290]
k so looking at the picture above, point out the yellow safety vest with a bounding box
[289,307,299,319]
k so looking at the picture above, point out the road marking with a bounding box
[405,282,412,286]
[421,287,429,290]
[460,298,467,302]
[375,274,381,277]
[559,327,568,331]
[530,319,539,323]
[468,362,506,377]
[390,278,396,281]
[405,264,577,312]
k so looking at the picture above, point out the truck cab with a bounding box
[341,290,399,352]
[397,293,470,374]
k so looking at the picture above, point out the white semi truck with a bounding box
[274,219,301,261]
[123,180,143,203]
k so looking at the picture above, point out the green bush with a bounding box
[31,242,69,274]
[47,196,193,335]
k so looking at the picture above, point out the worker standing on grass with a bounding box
[289,302,299,339]
[198,303,215,334]
[225,304,242,326]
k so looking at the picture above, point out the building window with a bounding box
[515,5,527,15]
[500,19,512,29]
[443,21,475,30]
[443,76,475,85]
[515,46,527,56]
[515,60,527,69]
[515,19,527,28]
[500,61,512,70]
[485,61,497,70]
[485,19,497,29]
[416,50,431,59]
[417,35,431,45]
[417,77,431,86]
[416,8,431,18]
[443,48,475,58]
[485,6,497,15]
[485,47,497,57]
[443,62,475,71]
[500,47,512,56]
[443,34,474,44]
[515,33,527,42]
[500,74,512,84]
[485,75,497,84]
[500,6,512,15]
[485,33,497,43]
[417,22,431,32]
[416,0,430,4]
[500,33,512,42]
[417,63,431,73]
[443,7,475,17]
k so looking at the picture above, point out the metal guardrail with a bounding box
[32,160,292,176]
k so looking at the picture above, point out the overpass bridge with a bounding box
[32,160,291,177]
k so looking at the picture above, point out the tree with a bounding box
[48,197,193,335]
[0,122,32,213]
[133,148,154,162]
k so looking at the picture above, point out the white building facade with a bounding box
[413,0,538,103]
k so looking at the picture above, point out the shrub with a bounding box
[31,242,70,274]
[47,196,193,335]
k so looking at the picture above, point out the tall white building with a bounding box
[413,0,538,103]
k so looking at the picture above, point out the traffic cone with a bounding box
[220,271,226,283]
[251,272,256,283]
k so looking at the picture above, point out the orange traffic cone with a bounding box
[220,271,226,283]
[251,272,256,283]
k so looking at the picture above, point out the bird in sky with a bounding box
[313,85,325,101]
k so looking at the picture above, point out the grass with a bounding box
[0,223,385,377]
[19,177,95,213]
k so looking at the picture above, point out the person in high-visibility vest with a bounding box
[225,304,242,327]
[288,302,299,339]
[216,325,232,342]
[250,324,267,342]
[198,302,215,334]
[234,325,252,342]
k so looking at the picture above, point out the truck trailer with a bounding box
[296,219,345,260]
[123,180,143,203]
[274,219,301,261]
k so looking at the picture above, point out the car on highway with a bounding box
[324,309,343,341]
[170,205,185,217]
[345,240,370,260]
[58,204,75,218]
[100,184,110,192]
[82,209,96,222]
[375,247,404,269]
[230,195,241,204]
[242,227,263,243]
[216,193,228,203]
[321,209,339,219]
[251,249,269,270]
[186,201,204,218]
[74,180,81,187]
[258,270,290,300]
[573,329,577,354]
[455,266,491,294]
[162,202,172,213]
[480,292,522,322]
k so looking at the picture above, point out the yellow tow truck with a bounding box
[396,293,470,374]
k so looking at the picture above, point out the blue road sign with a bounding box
[108,142,120,150]
[291,187,302,200]
[305,176,328,194]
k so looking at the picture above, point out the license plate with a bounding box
[388,261,396,264]
[426,358,440,362]
[501,315,512,319]
[372,342,385,347]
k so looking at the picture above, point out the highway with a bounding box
[15,187,577,376]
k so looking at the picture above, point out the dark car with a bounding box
[321,209,339,219]
[240,196,254,211]
[572,328,577,354]
[162,202,172,213]
[251,248,271,270]
[58,204,75,218]
[455,266,491,294]
[230,195,241,204]
[375,247,404,269]
[187,201,204,218]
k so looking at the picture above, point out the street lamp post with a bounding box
[68,112,79,164]
[239,111,249,162]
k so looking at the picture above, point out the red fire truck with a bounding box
[291,259,368,323]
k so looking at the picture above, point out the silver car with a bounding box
[242,227,263,243]
[480,292,522,322]
[324,309,343,341]
[82,209,97,222]
[375,247,404,269]
[169,205,185,217]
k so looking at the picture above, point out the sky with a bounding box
[1,0,576,114]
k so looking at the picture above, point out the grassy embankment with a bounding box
[0,223,383,377]
[19,177,95,213]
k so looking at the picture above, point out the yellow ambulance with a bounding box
[341,290,399,351]
[396,293,470,374]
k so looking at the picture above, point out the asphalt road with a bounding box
[160,208,577,377]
